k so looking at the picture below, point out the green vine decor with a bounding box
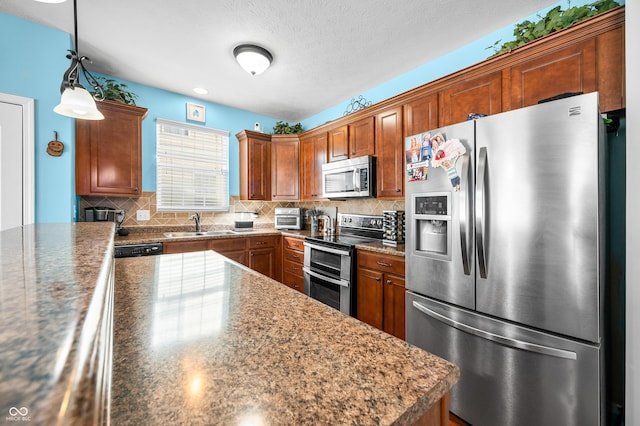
[486,0,620,57]
[91,77,138,105]
[273,121,304,134]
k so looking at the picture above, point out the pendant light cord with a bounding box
[73,0,78,53]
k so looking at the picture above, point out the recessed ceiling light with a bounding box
[193,87,208,95]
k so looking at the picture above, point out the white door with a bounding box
[0,94,34,231]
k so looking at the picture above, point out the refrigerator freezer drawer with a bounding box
[406,292,602,426]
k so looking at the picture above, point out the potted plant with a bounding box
[272,121,304,134]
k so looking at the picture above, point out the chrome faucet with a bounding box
[190,212,201,232]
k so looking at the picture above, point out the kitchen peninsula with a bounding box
[0,223,458,425]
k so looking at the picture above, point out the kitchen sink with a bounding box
[164,230,237,238]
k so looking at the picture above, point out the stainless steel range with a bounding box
[303,213,384,316]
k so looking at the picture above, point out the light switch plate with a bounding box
[136,209,150,221]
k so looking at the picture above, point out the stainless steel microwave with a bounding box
[321,155,376,199]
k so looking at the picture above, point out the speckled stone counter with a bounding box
[112,251,458,425]
[0,223,115,425]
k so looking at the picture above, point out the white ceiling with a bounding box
[1,0,555,122]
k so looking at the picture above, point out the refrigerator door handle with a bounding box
[412,300,578,360]
[476,147,488,278]
[458,154,471,275]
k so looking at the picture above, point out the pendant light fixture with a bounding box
[53,0,105,120]
[233,44,273,76]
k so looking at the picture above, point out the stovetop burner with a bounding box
[305,213,384,248]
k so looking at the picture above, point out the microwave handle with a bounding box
[353,168,360,192]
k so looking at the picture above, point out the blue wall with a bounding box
[0,0,622,223]
[302,0,623,129]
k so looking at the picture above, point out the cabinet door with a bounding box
[220,250,247,265]
[271,135,299,200]
[248,137,271,200]
[349,117,375,158]
[163,240,210,254]
[76,101,147,196]
[404,93,438,136]
[383,273,406,340]
[249,247,276,279]
[510,39,596,109]
[237,130,271,200]
[356,267,384,329]
[300,133,327,200]
[328,125,349,162]
[596,26,625,112]
[375,106,404,199]
[440,71,502,126]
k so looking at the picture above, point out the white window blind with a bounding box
[156,118,229,211]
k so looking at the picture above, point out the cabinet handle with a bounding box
[386,279,392,284]
[375,277,381,282]
[376,261,392,267]
[256,241,266,245]
[250,253,254,257]
[396,189,401,192]
[291,254,300,259]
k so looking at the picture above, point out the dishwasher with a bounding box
[114,243,163,258]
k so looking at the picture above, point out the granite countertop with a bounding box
[112,251,457,425]
[0,222,115,424]
[114,226,406,256]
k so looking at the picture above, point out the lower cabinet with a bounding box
[356,250,406,340]
[163,235,280,280]
[281,236,305,293]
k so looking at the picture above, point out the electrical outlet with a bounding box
[136,210,150,221]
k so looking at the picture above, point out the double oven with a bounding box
[302,213,384,316]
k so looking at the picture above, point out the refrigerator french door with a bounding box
[405,93,605,426]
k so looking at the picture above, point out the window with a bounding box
[156,118,229,211]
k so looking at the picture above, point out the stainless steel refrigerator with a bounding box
[405,93,606,426]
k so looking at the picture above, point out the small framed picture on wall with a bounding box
[186,102,206,122]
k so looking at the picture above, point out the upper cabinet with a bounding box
[300,132,328,201]
[403,92,438,137]
[76,101,148,197]
[237,130,271,201]
[439,72,502,127]
[327,125,349,162]
[327,118,375,162]
[271,135,300,201]
[375,107,404,199]
[348,117,375,158]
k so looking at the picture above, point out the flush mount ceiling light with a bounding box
[53,0,104,120]
[233,44,273,76]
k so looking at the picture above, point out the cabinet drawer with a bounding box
[283,247,304,264]
[357,250,405,275]
[163,240,210,254]
[282,271,305,293]
[248,235,278,249]
[209,237,246,252]
[283,236,305,252]
[283,259,304,277]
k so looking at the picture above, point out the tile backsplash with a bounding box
[79,193,404,229]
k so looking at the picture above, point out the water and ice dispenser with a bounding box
[412,193,451,257]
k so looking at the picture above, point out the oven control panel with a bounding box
[338,213,384,231]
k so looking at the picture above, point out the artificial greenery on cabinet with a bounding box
[273,121,304,134]
[486,0,620,57]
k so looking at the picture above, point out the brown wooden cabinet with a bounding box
[508,39,596,109]
[271,135,300,201]
[328,125,349,162]
[237,130,271,200]
[248,235,280,281]
[299,132,328,200]
[356,250,406,340]
[163,239,211,254]
[282,236,305,293]
[375,106,404,199]
[210,238,247,265]
[76,101,148,197]
[348,117,375,158]
[440,71,502,126]
[404,92,439,137]
[163,235,281,279]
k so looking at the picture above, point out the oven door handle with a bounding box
[303,241,351,257]
[302,267,350,288]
